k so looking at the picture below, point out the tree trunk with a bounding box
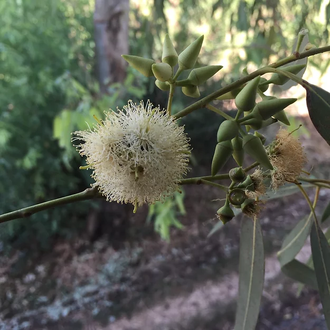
[94,0,129,93]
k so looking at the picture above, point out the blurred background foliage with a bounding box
[0,0,330,249]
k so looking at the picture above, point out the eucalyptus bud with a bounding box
[254,131,266,145]
[235,76,260,112]
[236,175,254,191]
[242,134,273,170]
[216,87,243,100]
[152,63,172,82]
[122,55,155,77]
[162,34,178,67]
[217,120,239,142]
[178,35,204,70]
[187,65,223,86]
[241,98,296,124]
[217,200,235,224]
[267,64,306,85]
[182,85,200,98]
[229,188,247,206]
[231,136,244,166]
[258,77,269,92]
[229,167,246,182]
[273,110,290,125]
[155,79,170,91]
[211,141,233,176]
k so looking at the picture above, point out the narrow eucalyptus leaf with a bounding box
[321,201,330,223]
[277,215,312,267]
[281,259,317,290]
[303,80,330,145]
[207,221,224,237]
[311,222,330,328]
[234,218,264,330]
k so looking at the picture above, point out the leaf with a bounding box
[303,80,330,145]
[207,221,224,237]
[322,201,330,223]
[234,218,264,330]
[281,259,317,290]
[311,221,330,328]
[277,215,312,267]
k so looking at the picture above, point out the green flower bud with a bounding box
[216,87,243,100]
[229,167,246,182]
[242,134,273,170]
[217,120,239,142]
[254,131,266,145]
[211,141,233,176]
[217,200,235,224]
[273,110,290,125]
[182,85,200,98]
[229,188,246,206]
[235,76,260,112]
[231,136,244,166]
[187,65,223,86]
[258,77,269,92]
[162,34,178,67]
[122,55,155,77]
[267,64,306,85]
[155,79,170,91]
[236,175,254,190]
[152,63,172,82]
[178,35,204,70]
[252,98,297,120]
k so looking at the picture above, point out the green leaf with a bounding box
[281,259,317,290]
[303,81,330,145]
[311,221,330,328]
[322,201,330,223]
[277,215,312,267]
[234,218,264,330]
[207,221,224,237]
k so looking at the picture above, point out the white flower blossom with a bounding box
[73,100,190,209]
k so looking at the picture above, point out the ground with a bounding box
[0,116,329,330]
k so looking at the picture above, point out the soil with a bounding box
[0,116,330,330]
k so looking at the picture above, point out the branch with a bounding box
[0,187,102,224]
[174,45,330,119]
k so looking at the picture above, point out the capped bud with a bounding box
[217,120,239,142]
[182,85,200,98]
[273,110,290,125]
[267,64,306,85]
[217,200,235,224]
[254,131,266,145]
[152,63,172,82]
[229,167,246,182]
[162,34,178,67]
[211,141,233,176]
[155,79,170,91]
[178,35,204,70]
[258,77,269,92]
[122,55,155,77]
[235,76,260,112]
[216,87,243,100]
[229,188,247,206]
[231,136,244,166]
[236,175,254,190]
[241,98,296,124]
[253,98,296,120]
[242,134,273,170]
[187,65,223,86]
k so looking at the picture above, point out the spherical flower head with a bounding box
[268,128,306,189]
[73,100,190,208]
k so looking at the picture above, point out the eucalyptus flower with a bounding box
[73,100,190,210]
